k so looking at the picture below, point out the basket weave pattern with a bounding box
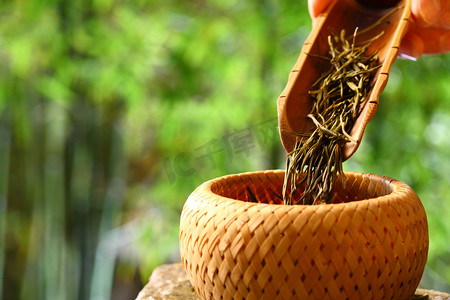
[179,170,428,300]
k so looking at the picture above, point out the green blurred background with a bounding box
[0,0,449,299]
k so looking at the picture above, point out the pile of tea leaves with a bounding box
[283,28,382,205]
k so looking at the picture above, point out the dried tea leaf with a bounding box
[283,28,381,205]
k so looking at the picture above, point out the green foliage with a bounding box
[0,0,449,299]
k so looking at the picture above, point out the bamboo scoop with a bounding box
[277,0,411,160]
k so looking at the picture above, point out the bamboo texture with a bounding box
[179,170,428,300]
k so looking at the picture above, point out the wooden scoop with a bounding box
[277,0,411,160]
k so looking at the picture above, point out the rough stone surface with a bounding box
[415,289,450,300]
[136,263,450,300]
[135,263,199,300]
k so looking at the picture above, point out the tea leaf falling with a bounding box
[283,28,382,205]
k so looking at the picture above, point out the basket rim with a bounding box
[192,169,416,209]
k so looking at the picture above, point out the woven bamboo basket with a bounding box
[179,170,428,300]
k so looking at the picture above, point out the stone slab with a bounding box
[136,263,200,300]
[136,263,450,300]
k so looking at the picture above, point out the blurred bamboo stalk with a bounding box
[88,101,127,300]
[42,101,69,299]
[0,92,126,300]
[64,99,127,300]
[0,124,11,300]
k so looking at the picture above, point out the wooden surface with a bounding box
[136,263,450,300]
